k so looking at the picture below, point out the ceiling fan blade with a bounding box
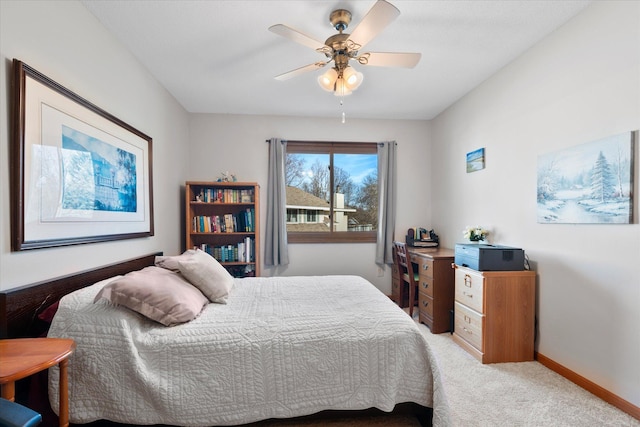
[348,0,400,50]
[274,62,326,81]
[358,52,421,68]
[269,24,326,50]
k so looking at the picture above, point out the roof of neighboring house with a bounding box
[286,186,329,209]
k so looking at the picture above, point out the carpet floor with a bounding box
[413,314,639,427]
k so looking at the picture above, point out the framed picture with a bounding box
[466,147,485,173]
[537,131,635,224]
[11,59,154,250]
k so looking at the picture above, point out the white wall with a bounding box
[188,114,431,291]
[431,1,639,407]
[0,1,189,290]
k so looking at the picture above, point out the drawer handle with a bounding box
[464,274,472,288]
[464,315,471,324]
[463,291,473,298]
[422,264,429,270]
[422,300,429,307]
[421,282,429,289]
[463,327,473,335]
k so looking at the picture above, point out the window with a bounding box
[285,141,378,243]
[286,209,298,223]
[306,210,317,222]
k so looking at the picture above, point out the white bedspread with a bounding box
[48,275,450,426]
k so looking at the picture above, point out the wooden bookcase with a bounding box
[185,181,260,277]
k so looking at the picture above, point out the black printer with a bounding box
[455,243,525,271]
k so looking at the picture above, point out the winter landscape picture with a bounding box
[61,125,137,212]
[537,132,634,224]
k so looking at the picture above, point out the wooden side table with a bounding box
[0,338,76,427]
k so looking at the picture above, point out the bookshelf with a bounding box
[185,181,260,277]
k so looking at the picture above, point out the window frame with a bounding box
[286,141,378,244]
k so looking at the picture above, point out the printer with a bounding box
[455,243,525,271]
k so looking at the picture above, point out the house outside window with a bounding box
[285,141,378,243]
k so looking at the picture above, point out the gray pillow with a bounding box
[94,266,208,326]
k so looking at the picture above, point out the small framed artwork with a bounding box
[537,131,635,224]
[466,148,485,173]
[11,59,154,250]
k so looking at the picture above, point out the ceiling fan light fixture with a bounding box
[334,76,353,97]
[342,66,363,91]
[318,68,338,91]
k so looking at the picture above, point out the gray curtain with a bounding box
[265,138,289,266]
[375,141,397,266]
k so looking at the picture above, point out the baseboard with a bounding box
[535,352,640,421]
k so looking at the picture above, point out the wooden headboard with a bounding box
[0,252,162,339]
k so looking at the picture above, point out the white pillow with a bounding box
[155,249,197,271]
[178,249,234,304]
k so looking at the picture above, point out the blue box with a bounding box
[455,243,525,271]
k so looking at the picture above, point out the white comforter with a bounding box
[49,275,450,426]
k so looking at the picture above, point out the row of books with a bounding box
[195,188,254,203]
[199,238,255,263]
[192,208,255,233]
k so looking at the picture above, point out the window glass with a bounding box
[285,141,378,243]
[286,209,298,223]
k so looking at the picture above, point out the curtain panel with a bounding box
[264,138,289,266]
[376,141,397,266]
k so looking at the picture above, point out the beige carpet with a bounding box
[414,317,639,427]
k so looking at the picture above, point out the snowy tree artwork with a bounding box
[537,131,635,223]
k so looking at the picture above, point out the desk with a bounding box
[0,338,76,427]
[407,247,455,333]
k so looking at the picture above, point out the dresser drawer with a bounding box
[454,301,483,351]
[417,258,434,279]
[419,292,434,318]
[418,276,433,297]
[455,268,484,313]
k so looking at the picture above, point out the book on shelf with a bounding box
[224,214,234,232]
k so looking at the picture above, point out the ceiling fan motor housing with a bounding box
[329,9,352,32]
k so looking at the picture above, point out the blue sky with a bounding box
[295,153,377,186]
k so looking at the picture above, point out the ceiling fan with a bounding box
[269,0,421,96]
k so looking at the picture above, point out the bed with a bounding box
[0,252,450,426]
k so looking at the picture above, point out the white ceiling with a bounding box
[81,0,592,121]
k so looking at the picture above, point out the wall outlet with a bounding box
[377,266,384,277]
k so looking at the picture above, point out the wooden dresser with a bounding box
[452,265,536,363]
[408,248,455,334]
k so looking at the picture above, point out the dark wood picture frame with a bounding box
[11,59,154,250]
